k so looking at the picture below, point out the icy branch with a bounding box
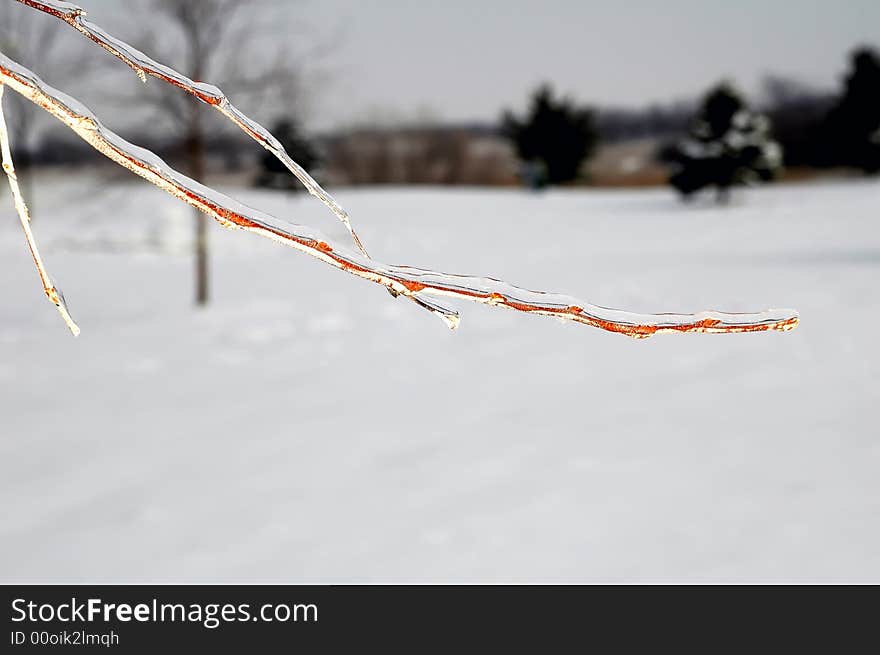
[0,54,799,338]
[0,82,79,335]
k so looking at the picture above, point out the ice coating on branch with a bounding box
[15,0,370,258]
[0,82,79,335]
[0,53,799,338]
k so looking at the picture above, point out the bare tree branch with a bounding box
[0,82,79,335]
[0,53,800,338]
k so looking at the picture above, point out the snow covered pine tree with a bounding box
[0,0,798,338]
[667,83,782,203]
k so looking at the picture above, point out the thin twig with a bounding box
[0,82,79,335]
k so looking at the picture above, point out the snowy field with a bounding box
[1,173,878,582]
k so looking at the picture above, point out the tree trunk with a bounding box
[186,100,209,306]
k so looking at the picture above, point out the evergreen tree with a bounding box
[820,47,880,173]
[256,119,319,190]
[666,83,782,202]
[502,85,598,186]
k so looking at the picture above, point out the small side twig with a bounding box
[0,83,79,336]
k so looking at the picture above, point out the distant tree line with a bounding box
[596,103,694,143]
[500,46,880,196]
[319,125,516,186]
[15,45,880,198]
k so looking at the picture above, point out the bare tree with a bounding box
[128,0,305,306]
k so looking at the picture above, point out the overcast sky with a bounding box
[19,0,880,130]
[307,0,880,126]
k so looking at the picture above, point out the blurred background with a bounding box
[0,0,878,582]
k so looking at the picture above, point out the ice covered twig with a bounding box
[0,82,79,335]
[0,54,799,338]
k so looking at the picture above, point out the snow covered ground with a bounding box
[1,174,878,582]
